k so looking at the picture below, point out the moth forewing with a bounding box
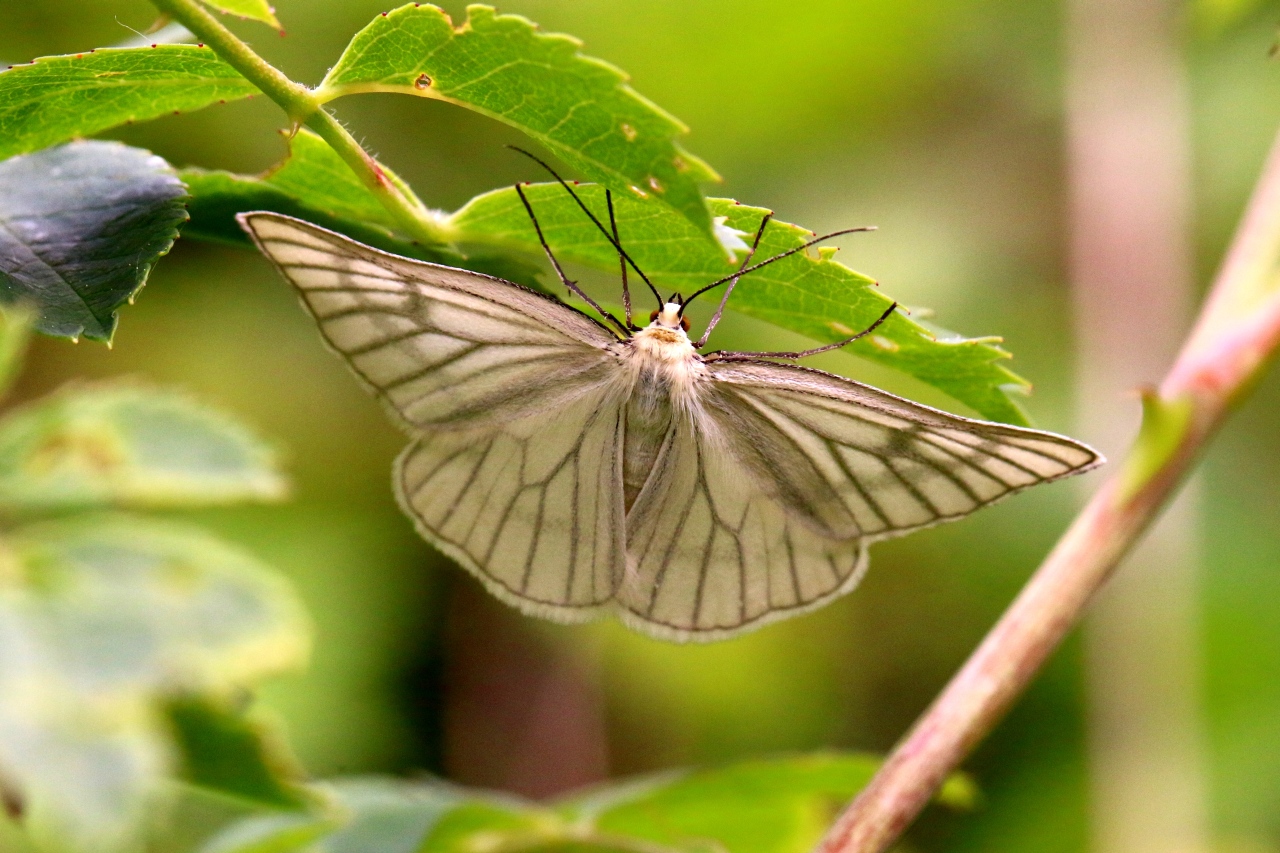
[237,211,623,433]
[239,211,1103,643]
[703,359,1104,538]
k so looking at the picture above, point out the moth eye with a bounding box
[681,316,690,332]
[649,310,660,322]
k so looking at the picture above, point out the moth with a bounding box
[238,182,1101,642]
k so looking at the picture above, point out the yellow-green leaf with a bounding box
[198,0,282,30]
[0,46,255,162]
[0,383,287,510]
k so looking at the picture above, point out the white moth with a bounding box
[238,207,1101,642]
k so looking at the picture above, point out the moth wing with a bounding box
[618,359,1101,641]
[241,212,630,614]
[238,212,621,432]
[396,382,628,618]
[618,416,866,641]
[701,359,1102,540]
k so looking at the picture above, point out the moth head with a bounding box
[650,299,691,332]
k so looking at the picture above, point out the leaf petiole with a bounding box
[148,0,458,247]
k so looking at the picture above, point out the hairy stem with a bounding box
[148,0,456,246]
[816,126,1280,853]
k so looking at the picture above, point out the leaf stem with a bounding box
[816,125,1280,853]
[148,0,456,246]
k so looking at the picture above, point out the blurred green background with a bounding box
[3,1,1280,850]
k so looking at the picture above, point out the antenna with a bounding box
[507,146,664,310]
[681,226,877,311]
[514,183,630,338]
[708,302,899,362]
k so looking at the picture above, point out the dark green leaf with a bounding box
[451,183,1032,425]
[181,130,547,290]
[316,4,718,234]
[0,141,188,341]
[0,382,287,510]
[0,46,255,162]
[166,696,310,810]
[199,0,282,29]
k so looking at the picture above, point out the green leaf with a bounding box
[181,130,547,290]
[202,755,973,853]
[562,753,972,853]
[0,514,309,851]
[0,141,189,342]
[199,777,472,853]
[1118,389,1194,500]
[322,779,471,853]
[6,513,311,691]
[316,4,718,234]
[418,798,549,853]
[0,306,34,401]
[199,0,282,29]
[198,811,331,853]
[184,129,397,246]
[0,46,255,162]
[165,696,310,810]
[451,183,1032,425]
[245,129,404,233]
[1194,0,1269,32]
[0,383,287,510]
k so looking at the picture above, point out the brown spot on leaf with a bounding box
[26,430,126,477]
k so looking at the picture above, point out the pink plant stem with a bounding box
[816,128,1280,853]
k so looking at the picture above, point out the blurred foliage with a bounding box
[0,383,286,509]
[0,150,309,849]
[0,373,310,850]
[199,754,973,853]
[0,1,1277,853]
